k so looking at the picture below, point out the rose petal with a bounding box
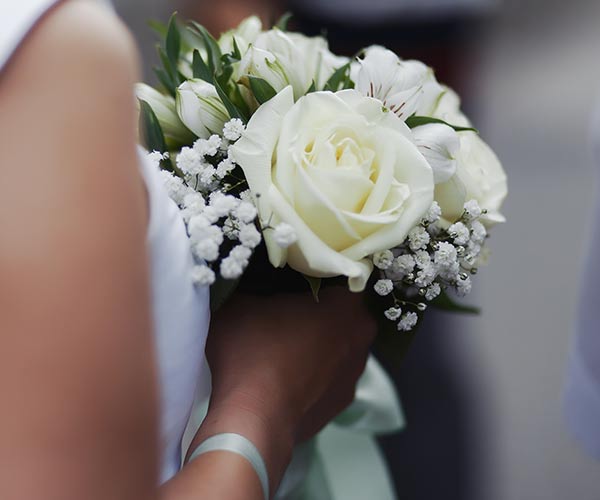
[269,186,373,291]
[230,86,295,265]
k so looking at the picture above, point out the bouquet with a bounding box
[136,13,508,341]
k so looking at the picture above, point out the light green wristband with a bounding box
[188,433,269,500]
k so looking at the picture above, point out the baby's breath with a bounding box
[370,200,491,332]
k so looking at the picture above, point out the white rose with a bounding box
[231,86,434,291]
[135,83,195,148]
[435,132,508,226]
[351,45,444,120]
[236,29,347,100]
[176,79,229,139]
[431,86,471,128]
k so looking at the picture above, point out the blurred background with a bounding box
[114,0,600,498]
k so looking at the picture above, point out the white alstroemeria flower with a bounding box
[176,79,229,139]
[236,29,348,101]
[231,87,434,292]
[135,83,195,148]
[219,16,263,55]
[351,46,444,120]
[412,123,460,184]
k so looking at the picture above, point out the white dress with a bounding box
[1,0,211,484]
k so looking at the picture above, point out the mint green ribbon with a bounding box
[275,355,404,500]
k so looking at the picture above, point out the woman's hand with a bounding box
[190,287,377,491]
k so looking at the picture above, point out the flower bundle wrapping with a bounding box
[137,14,507,338]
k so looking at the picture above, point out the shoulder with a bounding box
[32,0,139,81]
[0,0,143,169]
[0,0,147,249]
[2,0,140,114]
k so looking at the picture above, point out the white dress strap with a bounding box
[1,1,61,72]
[0,0,114,74]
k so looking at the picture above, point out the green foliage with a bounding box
[187,21,251,122]
[210,277,241,312]
[151,14,185,96]
[155,68,176,97]
[303,275,322,302]
[139,100,167,154]
[405,115,478,133]
[150,14,184,95]
[275,12,293,31]
[248,76,278,105]
[323,62,353,92]
[192,49,213,83]
[189,21,223,74]
[214,79,249,123]
[155,48,177,95]
[138,100,174,172]
[231,37,243,61]
[165,14,181,80]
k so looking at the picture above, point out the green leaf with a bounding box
[214,79,248,122]
[189,22,222,74]
[431,289,480,315]
[303,275,322,302]
[210,276,241,312]
[306,80,317,94]
[157,47,178,94]
[220,53,239,66]
[324,62,351,92]
[405,115,478,133]
[275,12,293,31]
[248,76,278,105]
[165,13,181,70]
[231,37,243,60]
[230,84,252,119]
[192,49,213,83]
[154,67,176,97]
[139,99,167,154]
[218,64,235,86]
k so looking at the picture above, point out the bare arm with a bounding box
[0,1,158,499]
[0,1,164,498]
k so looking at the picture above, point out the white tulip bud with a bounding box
[237,46,290,95]
[219,16,263,55]
[135,83,195,148]
[176,79,230,139]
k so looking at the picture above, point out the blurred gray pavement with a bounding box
[459,1,600,498]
